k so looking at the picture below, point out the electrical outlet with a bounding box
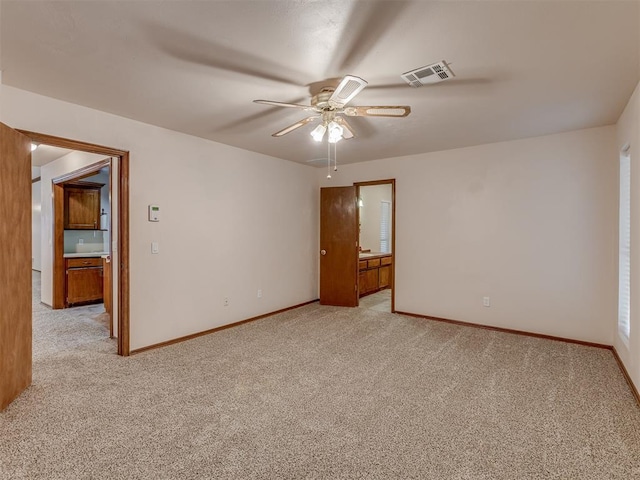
[483,296,491,307]
[224,297,229,307]
[78,239,84,245]
[257,289,262,298]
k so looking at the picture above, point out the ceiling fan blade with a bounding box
[343,106,411,118]
[324,0,411,75]
[334,117,356,139]
[145,24,308,87]
[369,78,495,91]
[272,116,319,137]
[216,97,309,132]
[328,75,368,108]
[254,100,316,111]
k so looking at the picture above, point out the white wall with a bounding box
[2,83,621,355]
[359,184,392,253]
[616,80,640,394]
[324,126,618,345]
[1,85,319,351]
[31,180,41,271]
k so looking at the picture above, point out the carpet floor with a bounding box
[1,273,639,479]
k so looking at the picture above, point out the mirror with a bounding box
[358,183,393,255]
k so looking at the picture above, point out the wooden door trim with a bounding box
[18,130,130,357]
[52,183,65,309]
[53,158,112,185]
[354,179,396,312]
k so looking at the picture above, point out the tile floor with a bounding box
[358,288,391,312]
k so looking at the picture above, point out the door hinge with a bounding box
[355,284,358,292]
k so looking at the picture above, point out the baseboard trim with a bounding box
[395,310,612,350]
[611,347,640,407]
[130,299,319,355]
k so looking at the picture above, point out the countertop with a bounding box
[359,252,391,260]
[63,252,109,258]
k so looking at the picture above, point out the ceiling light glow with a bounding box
[327,122,343,144]
[310,124,326,142]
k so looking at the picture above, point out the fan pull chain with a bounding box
[326,138,331,179]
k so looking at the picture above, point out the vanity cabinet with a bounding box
[64,182,103,230]
[360,269,379,295]
[66,257,103,306]
[359,254,392,297]
[379,267,391,289]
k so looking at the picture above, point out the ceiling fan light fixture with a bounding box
[327,121,343,144]
[310,124,326,142]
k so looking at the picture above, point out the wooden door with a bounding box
[0,122,32,411]
[320,186,358,306]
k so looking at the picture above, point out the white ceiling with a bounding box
[31,145,73,179]
[2,1,639,167]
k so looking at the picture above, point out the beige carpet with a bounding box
[1,273,639,479]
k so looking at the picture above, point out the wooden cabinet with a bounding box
[66,257,103,306]
[64,182,103,230]
[379,265,391,289]
[360,269,379,295]
[378,255,392,289]
[359,254,392,297]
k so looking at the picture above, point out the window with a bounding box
[380,201,391,253]
[619,146,631,343]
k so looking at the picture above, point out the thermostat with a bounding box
[148,205,160,222]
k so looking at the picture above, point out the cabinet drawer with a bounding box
[67,257,102,268]
[367,258,381,268]
[381,256,392,266]
[359,260,368,271]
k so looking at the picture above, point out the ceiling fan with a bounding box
[253,75,411,143]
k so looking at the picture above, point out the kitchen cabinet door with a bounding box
[64,184,102,229]
[66,267,103,305]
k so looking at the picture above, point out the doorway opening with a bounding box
[23,130,130,356]
[55,161,113,332]
[356,180,395,312]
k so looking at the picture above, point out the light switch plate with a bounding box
[151,242,159,254]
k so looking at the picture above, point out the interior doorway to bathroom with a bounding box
[356,180,395,313]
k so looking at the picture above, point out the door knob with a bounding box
[320,249,327,256]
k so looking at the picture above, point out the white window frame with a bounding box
[618,145,631,345]
[380,200,391,254]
